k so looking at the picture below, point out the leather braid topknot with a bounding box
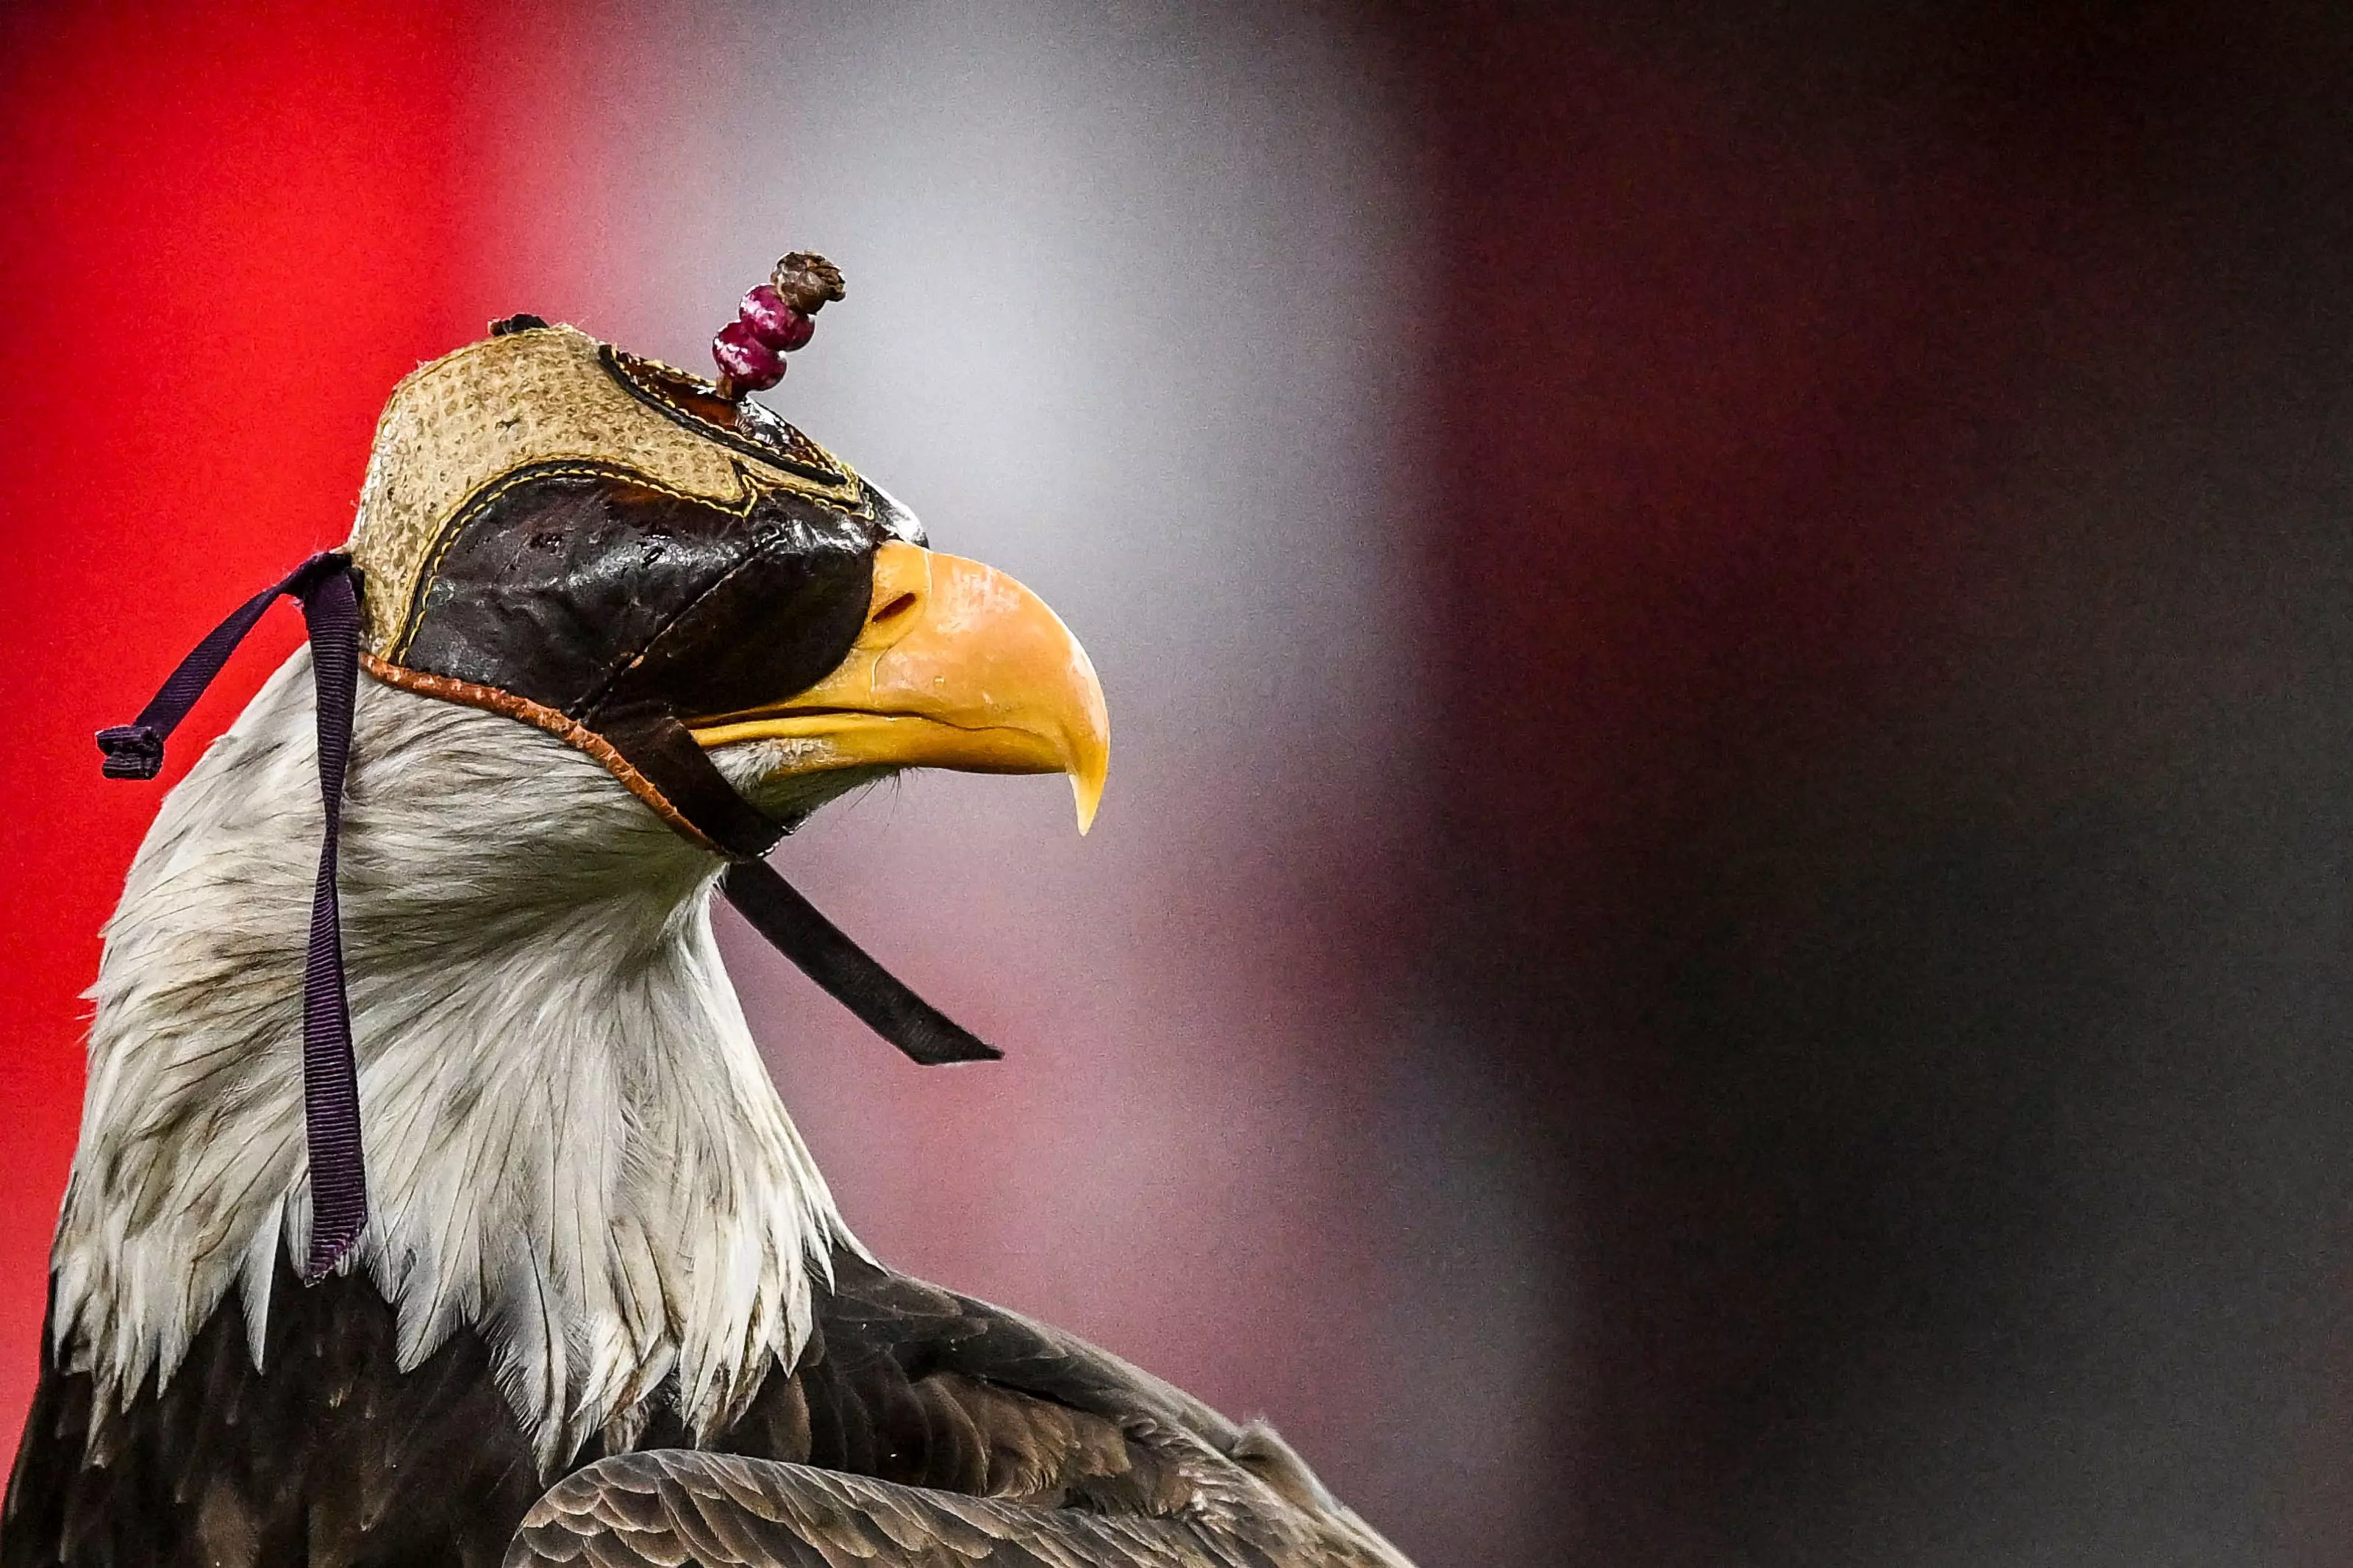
[771,252,846,313]
[713,251,846,400]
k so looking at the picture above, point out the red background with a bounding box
[0,0,478,1456]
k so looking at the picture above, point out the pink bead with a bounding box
[739,285,815,351]
[712,321,784,389]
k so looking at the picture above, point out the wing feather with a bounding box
[503,1450,1396,1568]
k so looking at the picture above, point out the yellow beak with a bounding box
[687,541,1110,832]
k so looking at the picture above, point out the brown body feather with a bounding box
[3,1248,1398,1568]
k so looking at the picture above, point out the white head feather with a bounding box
[50,651,869,1472]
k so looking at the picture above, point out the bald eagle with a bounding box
[0,285,1413,1568]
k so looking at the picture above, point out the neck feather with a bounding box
[51,652,854,1471]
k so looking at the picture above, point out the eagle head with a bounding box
[349,313,1108,850]
[51,272,1109,1470]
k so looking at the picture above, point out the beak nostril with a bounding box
[873,593,918,625]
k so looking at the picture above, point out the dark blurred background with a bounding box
[7,3,2353,1564]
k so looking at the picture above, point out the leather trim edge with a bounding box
[596,343,865,501]
[358,653,725,856]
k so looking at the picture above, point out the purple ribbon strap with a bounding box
[97,551,366,1284]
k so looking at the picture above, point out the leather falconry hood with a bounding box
[95,253,1110,1284]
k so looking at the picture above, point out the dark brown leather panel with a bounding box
[585,506,873,730]
[396,465,876,733]
[386,463,889,858]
